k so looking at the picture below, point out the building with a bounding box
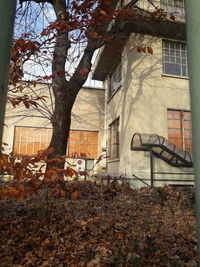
[3,83,105,173]
[92,0,194,187]
[3,0,194,187]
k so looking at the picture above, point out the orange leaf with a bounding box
[27,179,41,190]
[170,14,176,21]
[43,177,51,184]
[71,191,80,200]
[54,184,61,190]
[141,46,146,53]
[0,154,8,165]
[64,167,78,177]
[16,192,25,201]
[100,10,107,17]
[18,184,25,191]
[44,238,50,246]
[6,186,19,196]
[137,46,142,52]
[60,189,66,198]
[147,46,153,54]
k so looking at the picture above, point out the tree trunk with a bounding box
[19,0,140,170]
[49,91,72,157]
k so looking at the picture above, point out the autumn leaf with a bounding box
[170,14,176,21]
[147,46,153,54]
[18,184,25,191]
[64,167,78,177]
[71,191,80,200]
[0,153,8,165]
[54,184,61,190]
[27,179,42,191]
[100,10,107,17]
[60,189,66,198]
[141,46,146,53]
[42,177,51,184]
[43,238,51,246]
[0,184,198,265]
[16,192,26,201]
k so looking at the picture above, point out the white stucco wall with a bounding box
[3,84,106,162]
[105,33,194,187]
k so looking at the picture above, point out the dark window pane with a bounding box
[163,40,188,77]
[165,63,181,76]
[164,55,170,62]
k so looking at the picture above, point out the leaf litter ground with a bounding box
[0,181,198,266]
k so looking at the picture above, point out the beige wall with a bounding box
[3,83,105,160]
[105,33,194,186]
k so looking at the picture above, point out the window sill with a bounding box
[107,158,120,163]
[107,85,121,104]
[162,74,189,80]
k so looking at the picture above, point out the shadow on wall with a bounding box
[120,35,162,175]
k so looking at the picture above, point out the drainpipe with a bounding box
[150,150,154,187]
[0,1,17,151]
[185,0,200,259]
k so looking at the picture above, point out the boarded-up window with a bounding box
[109,118,120,159]
[67,130,98,158]
[13,126,52,155]
[167,110,192,151]
[13,126,98,158]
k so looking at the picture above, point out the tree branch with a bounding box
[51,0,70,94]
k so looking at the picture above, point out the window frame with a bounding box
[167,109,192,152]
[108,117,120,160]
[162,40,188,77]
[67,130,99,159]
[13,126,52,155]
[109,62,122,98]
[13,126,99,159]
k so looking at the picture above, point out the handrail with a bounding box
[132,173,151,187]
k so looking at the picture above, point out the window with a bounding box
[67,130,98,158]
[167,110,192,152]
[13,127,99,158]
[109,118,120,159]
[163,40,188,77]
[13,126,52,155]
[109,62,121,97]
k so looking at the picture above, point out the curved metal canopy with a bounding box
[130,133,193,168]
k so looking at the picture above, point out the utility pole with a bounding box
[185,0,200,260]
[0,1,17,150]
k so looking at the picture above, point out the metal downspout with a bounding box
[185,0,200,260]
[0,1,17,150]
[150,150,154,187]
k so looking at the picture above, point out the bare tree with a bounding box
[11,0,168,166]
